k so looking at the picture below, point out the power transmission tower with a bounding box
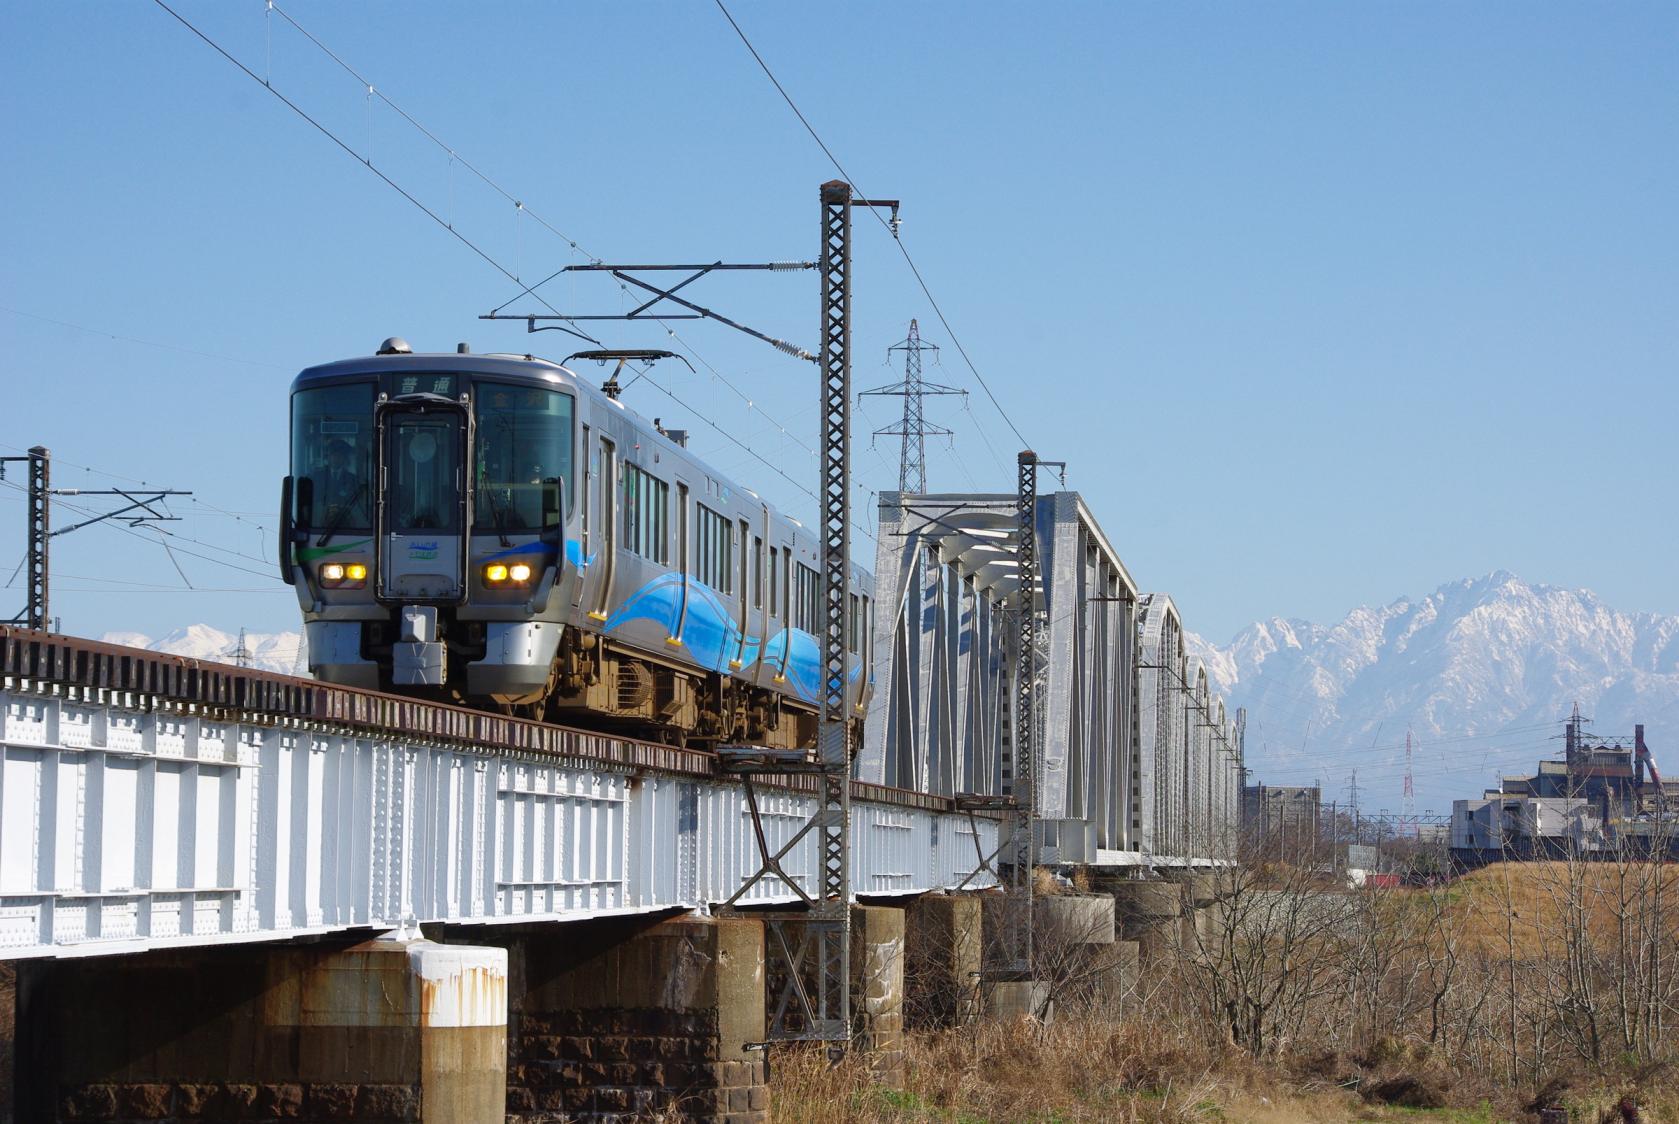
[226,627,254,669]
[859,319,963,493]
[1348,768,1362,840]
[1402,726,1416,834]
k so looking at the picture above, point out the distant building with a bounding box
[1449,707,1677,867]
[1243,784,1321,841]
[1451,793,1602,853]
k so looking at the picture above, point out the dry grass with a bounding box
[1434,861,1679,957]
[768,1019,1679,1123]
[763,1015,1474,1124]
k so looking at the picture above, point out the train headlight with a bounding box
[318,562,366,589]
[482,561,536,587]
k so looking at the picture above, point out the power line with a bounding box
[259,2,825,467]
[148,0,600,346]
[0,306,289,370]
[221,4,849,531]
[711,0,1032,453]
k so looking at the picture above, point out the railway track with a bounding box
[0,625,967,815]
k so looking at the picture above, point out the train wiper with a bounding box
[483,485,512,548]
[316,482,365,549]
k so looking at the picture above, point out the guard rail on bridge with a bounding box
[0,628,996,959]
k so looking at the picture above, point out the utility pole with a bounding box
[20,447,47,631]
[859,319,963,494]
[1008,449,1041,980]
[4,447,190,630]
[813,178,857,1048]
[492,181,901,1052]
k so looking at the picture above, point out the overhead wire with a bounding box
[148,0,601,347]
[248,3,867,533]
[0,306,290,370]
[0,478,279,585]
[261,2,826,466]
[711,0,1033,458]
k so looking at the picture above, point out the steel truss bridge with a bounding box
[864,491,1244,868]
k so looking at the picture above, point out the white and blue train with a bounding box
[282,338,872,749]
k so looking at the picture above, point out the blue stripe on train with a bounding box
[602,573,856,704]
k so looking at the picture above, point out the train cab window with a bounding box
[291,382,376,529]
[472,383,574,533]
[848,592,863,653]
[389,413,460,532]
[695,505,732,594]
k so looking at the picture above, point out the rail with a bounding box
[0,626,974,816]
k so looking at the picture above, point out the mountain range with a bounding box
[100,624,306,676]
[1185,571,1679,814]
[99,572,1679,815]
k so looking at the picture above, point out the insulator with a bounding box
[769,261,812,271]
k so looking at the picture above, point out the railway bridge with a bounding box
[0,488,1244,1124]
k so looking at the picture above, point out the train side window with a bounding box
[622,464,669,564]
[695,505,732,594]
[794,563,820,634]
[768,547,778,615]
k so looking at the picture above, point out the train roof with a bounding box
[292,348,573,390]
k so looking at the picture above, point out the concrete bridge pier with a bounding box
[480,914,768,1124]
[848,904,906,1084]
[14,933,506,1123]
[1102,879,1185,968]
[904,894,981,1029]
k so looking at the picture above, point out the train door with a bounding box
[672,481,690,642]
[377,401,468,602]
[572,424,590,609]
[733,517,750,667]
[589,436,615,620]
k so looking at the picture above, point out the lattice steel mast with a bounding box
[860,320,963,494]
[3,447,190,630]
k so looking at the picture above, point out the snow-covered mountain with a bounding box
[1186,572,1679,812]
[101,624,305,676]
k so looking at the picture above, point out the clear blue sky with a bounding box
[2,2,1674,646]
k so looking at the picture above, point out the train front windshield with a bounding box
[291,383,376,530]
[473,384,574,532]
[292,376,575,536]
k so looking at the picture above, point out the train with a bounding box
[281,337,873,749]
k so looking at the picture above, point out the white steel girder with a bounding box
[0,683,996,960]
